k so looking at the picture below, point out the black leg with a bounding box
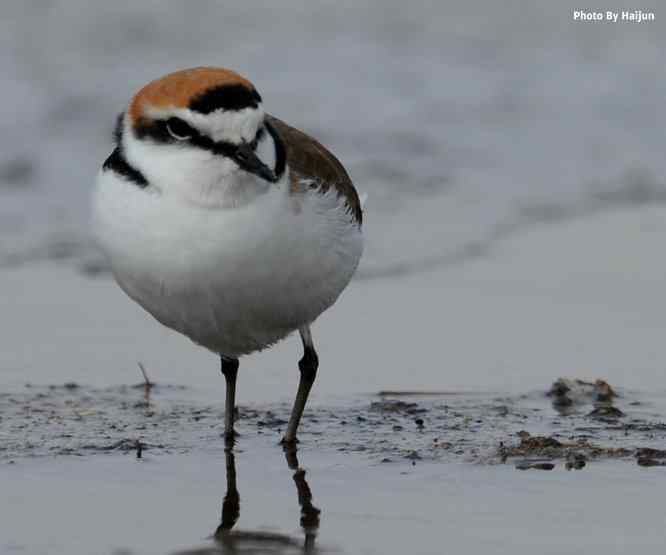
[282,327,318,444]
[220,356,239,444]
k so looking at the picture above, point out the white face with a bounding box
[122,104,280,208]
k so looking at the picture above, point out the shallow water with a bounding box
[3,440,666,555]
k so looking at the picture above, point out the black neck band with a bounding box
[103,147,148,188]
[264,119,286,180]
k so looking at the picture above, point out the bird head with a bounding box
[118,67,283,206]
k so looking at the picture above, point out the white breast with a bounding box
[93,171,363,356]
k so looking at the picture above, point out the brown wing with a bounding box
[266,114,362,225]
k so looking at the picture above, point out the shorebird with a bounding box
[93,67,363,443]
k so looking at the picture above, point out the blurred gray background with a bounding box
[2,0,664,279]
[2,8,666,553]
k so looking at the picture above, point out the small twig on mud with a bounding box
[137,362,154,389]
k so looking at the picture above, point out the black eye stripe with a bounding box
[190,133,236,157]
[134,118,266,155]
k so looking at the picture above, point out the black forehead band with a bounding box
[189,84,262,114]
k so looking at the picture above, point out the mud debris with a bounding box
[257,412,288,428]
[405,451,422,461]
[635,447,666,459]
[2,380,666,468]
[515,461,555,471]
[587,406,625,420]
[636,458,666,467]
[547,378,620,417]
[547,378,617,404]
[565,452,587,470]
[516,432,562,451]
[499,430,635,467]
[635,448,666,468]
[369,400,427,415]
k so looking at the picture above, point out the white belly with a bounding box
[93,173,363,356]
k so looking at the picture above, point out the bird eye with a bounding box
[165,118,193,141]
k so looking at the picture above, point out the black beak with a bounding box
[233,143,277,183]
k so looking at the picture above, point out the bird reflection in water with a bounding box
[209,444,322,554]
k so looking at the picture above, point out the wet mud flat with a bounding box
[3,379,666,555]
[2,378,666,468]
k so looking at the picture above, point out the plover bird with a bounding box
[93,67,363,443]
